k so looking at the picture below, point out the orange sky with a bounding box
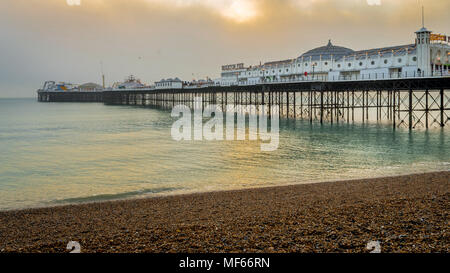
[0,0,449,96]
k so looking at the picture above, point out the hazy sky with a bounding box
[0,0,449,97]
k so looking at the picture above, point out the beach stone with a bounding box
[0,171,448,253]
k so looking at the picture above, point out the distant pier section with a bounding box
[37,81,103,102]
[38,91,103,102]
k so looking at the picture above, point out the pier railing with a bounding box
[231,72,450,87]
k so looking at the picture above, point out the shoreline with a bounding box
[3,169,449,213]
[0,171,448,253]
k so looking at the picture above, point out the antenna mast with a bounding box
[100,61,105,89]
[422,6,424,28]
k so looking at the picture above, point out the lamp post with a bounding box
[312,62,317,80]
[262,68,265,83]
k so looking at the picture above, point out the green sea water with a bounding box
[0,98,448,210]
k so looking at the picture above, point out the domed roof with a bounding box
[299,40,354,61]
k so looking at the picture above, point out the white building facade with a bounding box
[220,28,450,86]
[155,78,183,89]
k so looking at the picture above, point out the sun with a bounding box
[367,0,381,6]
[143,0,258,23]
[66,0,81,6]
[221,1,258,23]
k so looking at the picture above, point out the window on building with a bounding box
[304,63,308,67]
[359,62,363,66]
[412,57,417,62]
[398,58,402,63]
[337,64,341,68]
[324,62,328,66]
[384,59,388,64]
[348,63,352,67]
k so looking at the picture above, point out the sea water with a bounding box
[0,98,448,210]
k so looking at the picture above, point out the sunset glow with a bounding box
[1,0,449,97]
[221,1,258,23]
[144,0,259,22]
[66,0,81,6]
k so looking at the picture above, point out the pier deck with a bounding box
[38,77,450,129]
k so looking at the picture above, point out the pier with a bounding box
[37,91,103,103]
[39,77,450,129]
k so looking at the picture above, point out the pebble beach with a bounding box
[0,171,448,253]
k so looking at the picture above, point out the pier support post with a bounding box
[286,91,289,118]
[409,89,413,130]
[309,91,313,124]
[376,91,379,121]
[366,90,369,121]
[441,88,445,127]
[425,89,429,129]
[387,91,391,120]
[393,90,396,129]
[352,91,355,122]
[300,91,303,118]
[329,91,333,124]
[336,91,341,123]
[362,90,365,123]
[293,92,296,118]
[320,91,324,124]
[347,90,350,123]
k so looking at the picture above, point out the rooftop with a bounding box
[299,40,354,61]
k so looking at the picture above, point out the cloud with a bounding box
[1,0,449,97]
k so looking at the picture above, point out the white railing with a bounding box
[37,88,105,92]
[232,70,450,86]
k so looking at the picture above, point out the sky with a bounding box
[0,0,449,97]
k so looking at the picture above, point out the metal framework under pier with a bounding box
[41,78,450,129]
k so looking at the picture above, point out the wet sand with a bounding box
[0,171,448,253]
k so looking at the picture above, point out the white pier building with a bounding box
[220,28,450,86]
[155,78,183,89]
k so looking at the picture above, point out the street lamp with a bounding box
[261,68,265,83]
[312,62,317,80]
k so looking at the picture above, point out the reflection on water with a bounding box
[0,98,448,210]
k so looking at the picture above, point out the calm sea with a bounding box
[0,98,448,210]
